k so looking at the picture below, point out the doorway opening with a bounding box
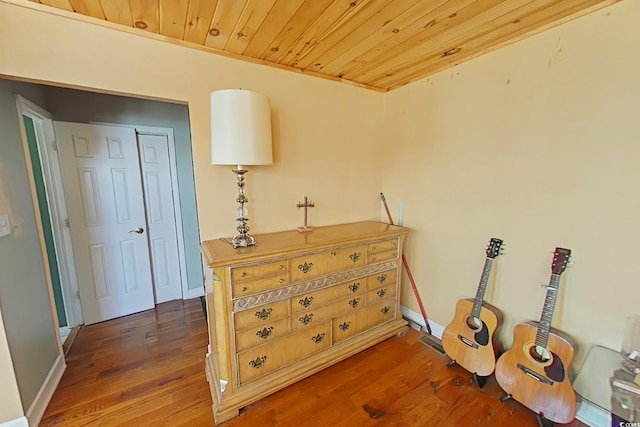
[15,87,202,333]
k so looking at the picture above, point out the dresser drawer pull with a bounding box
[348,282,360,293]
[349,252,361,262]
[299,296,314,308]
[256,327,273,339]
[377,274,387,284]
[339,321,351,331]
[348,298,360,308]
[376,289,387,298]
[298,262,313,273]
[371,255,377,262]
[278,264,284,270]
[249,356,267,369]
[381,306,391,315]
[298,313,314,325]
[311,333,326,344]
[241,286,248,292]
[255,308,272,320]
[279,278,285,284]
[240,272,247,278]
[331,251,337,256]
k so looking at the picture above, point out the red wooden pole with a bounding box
[380,193,432,335]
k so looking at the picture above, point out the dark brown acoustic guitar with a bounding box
[495,247,577,424]
[442,238,504,377]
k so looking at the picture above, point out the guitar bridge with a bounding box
[457,334,479,349]
[517,363,553,385]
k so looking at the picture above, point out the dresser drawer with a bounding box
[291,295,364,331]
[234,300,289,330]
[367,249,399,263]
[237,321,332,384]
[333,297,397,343]
[291,279,365,313]
[366,269,398,289]
[366,283,397,303]
[367,238,399,254]
[232,272,288,298]
[231,259,288,282]
[290,245,365,282]
[235,317,290,352]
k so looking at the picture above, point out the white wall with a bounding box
[383,0,639,355]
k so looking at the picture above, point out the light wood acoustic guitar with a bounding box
[495,247,577,424]
[442,238,504,377]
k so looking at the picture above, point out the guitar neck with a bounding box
[471,257,494,318]
[535,274,561,348]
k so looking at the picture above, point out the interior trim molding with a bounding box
[0,417,29,427]
[400,305,444,338]
[575,399,610,427]
[26,353,66,427]
[185,285,204,300]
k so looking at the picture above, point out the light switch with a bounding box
[0,214,11,238]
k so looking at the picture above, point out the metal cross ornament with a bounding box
[296,196,315,232]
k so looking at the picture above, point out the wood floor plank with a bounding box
[41,299,587,426]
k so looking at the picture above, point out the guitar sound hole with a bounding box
[529,345,551,364]
[465,316,482,331]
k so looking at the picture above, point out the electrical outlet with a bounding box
[0,214,11,238]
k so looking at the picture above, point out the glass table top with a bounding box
[573,345,639,422]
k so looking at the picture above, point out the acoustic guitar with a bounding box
[442,238,504,377]
[495,247,577,424]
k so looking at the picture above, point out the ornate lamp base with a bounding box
[231,234,256,248]
[230,168,257,249]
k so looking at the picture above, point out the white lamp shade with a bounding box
[211,89,273,166]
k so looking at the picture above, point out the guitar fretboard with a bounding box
[535,273,561,349]
[471,258,494,319]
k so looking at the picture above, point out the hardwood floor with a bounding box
[41,299,586,426]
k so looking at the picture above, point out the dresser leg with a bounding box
[396,326,409,338]
[214,407,240,424]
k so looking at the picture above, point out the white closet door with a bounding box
[137,133,183,303]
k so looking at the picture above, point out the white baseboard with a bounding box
[576,399,611,427]
[0,417,29,427]
[26,353,66,427]
[185,286,204,300]
[400,305,444,338]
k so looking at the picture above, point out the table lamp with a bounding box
[211,89,273,248]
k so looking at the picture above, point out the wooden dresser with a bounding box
[200,221,409,423]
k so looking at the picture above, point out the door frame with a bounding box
[94,123,190,300]
[15,96,191,328]
[15,95,84,327]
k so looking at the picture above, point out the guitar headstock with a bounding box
[485,238,504,259]
[552,247,571,275]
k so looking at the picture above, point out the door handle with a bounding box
[129,227,144,234]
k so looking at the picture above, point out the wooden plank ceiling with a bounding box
[30,0,620,92]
